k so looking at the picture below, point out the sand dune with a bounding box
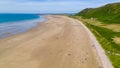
[0,15,102,68]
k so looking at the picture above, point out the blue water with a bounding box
[0,14,39,23]
[0,14,45,39]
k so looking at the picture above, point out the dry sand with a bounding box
[113,37,120,44]
[0,15,105,68]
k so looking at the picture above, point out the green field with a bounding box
[71,16,120,68]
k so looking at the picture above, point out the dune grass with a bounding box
[71,16,120,68]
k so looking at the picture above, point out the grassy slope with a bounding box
[71,16,120,68]
[88,24,120,68]
[76,2,120,24]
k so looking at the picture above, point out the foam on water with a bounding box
[0,16,45,39]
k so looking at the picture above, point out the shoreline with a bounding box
[0,15,45,39]
[0,15,111,68]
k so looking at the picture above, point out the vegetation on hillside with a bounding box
[76,2,120,24]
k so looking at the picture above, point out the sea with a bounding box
[0,14,45,39]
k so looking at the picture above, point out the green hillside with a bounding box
[76,2,120,24]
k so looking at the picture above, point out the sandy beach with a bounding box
[0,15,104,68]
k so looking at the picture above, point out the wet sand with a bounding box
[0,15,102,68]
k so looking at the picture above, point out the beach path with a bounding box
[0,15,104,68]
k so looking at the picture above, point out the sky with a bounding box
[0,0,120,13]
